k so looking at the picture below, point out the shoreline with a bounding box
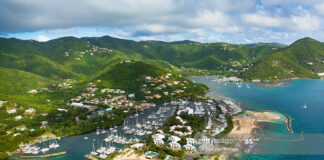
[253,109,293,133]
[229,109,292,136]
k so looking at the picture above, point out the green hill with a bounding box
[0,67,54,94]
[241,38,324,80]
[95,61,207,102]
[0,36,286,78]
[0,52,78,79]
[5,36,324,82]
[95,61,167,90]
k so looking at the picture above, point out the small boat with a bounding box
[101,130,107,134]
[48,139,59,149]
[84,137,88,140]
[96,129,101,135]
[41,148,49,153]
[302,103,307,109]
[90,143,98,156]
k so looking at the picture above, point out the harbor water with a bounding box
[189,75,324,160]
[11,104,176,160]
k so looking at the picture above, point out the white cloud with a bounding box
[35,35,50,42]
[189,10,240,33]
[241,13,282,27]
[1,0,324,44]
[289,14,320,32]
[315,2,324,16]
[48,28,75,34]
[135,24,180,34]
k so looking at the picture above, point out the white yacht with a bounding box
[90,143,98,156]
[96,129,101,135]
[41,147,49,153]
[302,103,307,109]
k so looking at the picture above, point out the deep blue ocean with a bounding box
[189,76,324,160]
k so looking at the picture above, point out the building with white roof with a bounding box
[168,136,181,143]
[7,108,17,114]
[183,144,196,151]
[186,138,197,145]
[169,142,181,149]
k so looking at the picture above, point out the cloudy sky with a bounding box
[1,0,324,44]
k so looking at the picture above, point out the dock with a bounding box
[19,152,66,159]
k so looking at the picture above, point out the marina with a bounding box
[11,104,176,160]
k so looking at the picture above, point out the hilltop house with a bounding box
[0,101,7,106]
[153,94,161,99]
[25,108,35,114]
[128,93,135,98]
[27,89,38,94]
[57,108,68,112]
[71,102,84,107]
[7,108,17,114]
[15,115,22,121]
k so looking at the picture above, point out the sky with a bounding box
[1,0,324,44]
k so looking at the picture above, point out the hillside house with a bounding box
[25,108,35,114]
[15,116,22,121]
[0,101,7,106]
[7,108,16,114]
[27,89,38,94]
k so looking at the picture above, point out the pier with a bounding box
[19,151,66,159]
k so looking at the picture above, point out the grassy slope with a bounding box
[95,61,167,90]
[242,38,324,80]
[0,52,78,79]
[0,67,54,95]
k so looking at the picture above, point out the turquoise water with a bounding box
[189,76,324,160]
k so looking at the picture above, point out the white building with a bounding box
[27,89,38,94]
[15,115,22,120]
[25,108,35,114]
[153,139,164,145]
[183,144,196,151]
[57,108,68,112]
[130,143,145,149]
[7,108,16,114]
[168,136,181,143]
[0,101,7,106]
[71,102,84,107]
[169,142,181,149]
[152,134,165,145]
[186,138,197,145]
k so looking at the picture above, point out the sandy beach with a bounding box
[230,111,282,136]
[113,148,148,160]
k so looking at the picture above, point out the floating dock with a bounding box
[19,151,66,159]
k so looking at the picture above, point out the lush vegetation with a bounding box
[0,36,286,80]
[241,37,324,81]
[0,59,207,158]
[0,67,54,95]
[1,35,324,158]
[219,115,234,135]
